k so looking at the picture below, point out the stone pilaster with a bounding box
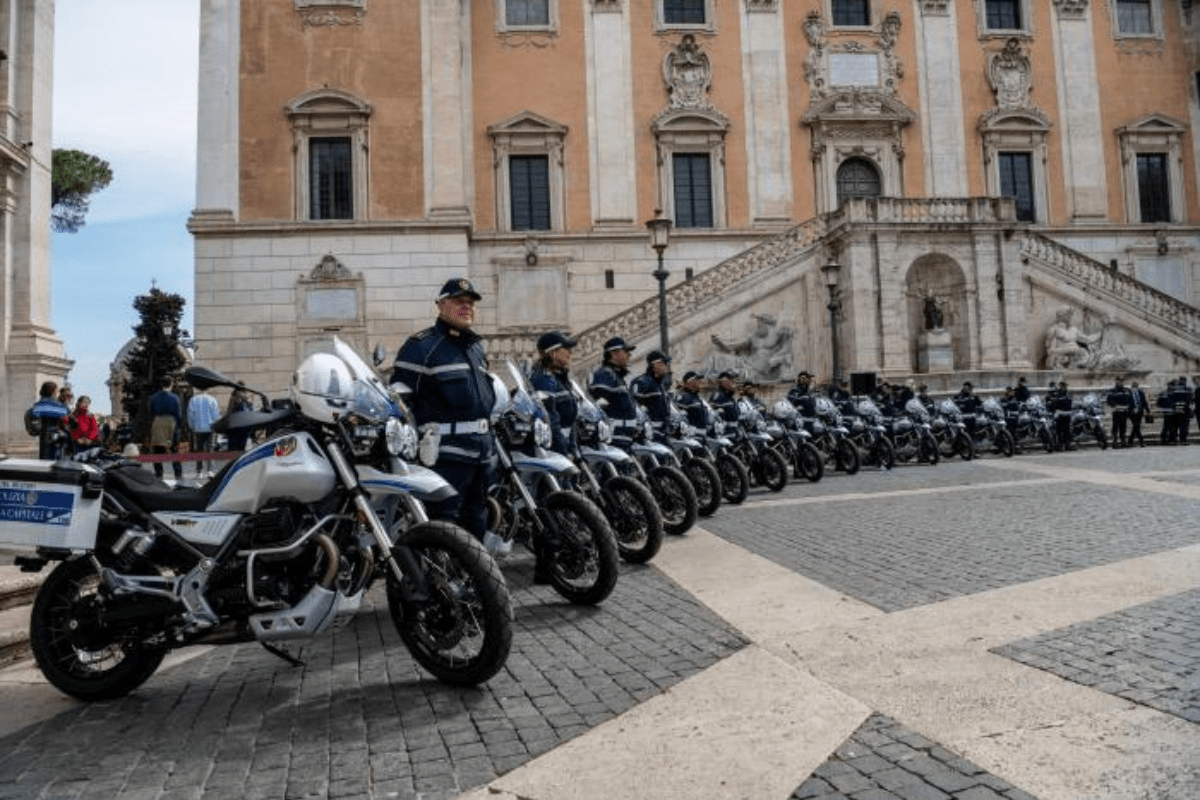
[422,0,472,220]
[194,0,240,219]
[1051,0,1109,221]
[914,0,968,196]
[584,0,637,228]
[739,0,793,226]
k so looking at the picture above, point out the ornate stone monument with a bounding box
[917,295,953,372]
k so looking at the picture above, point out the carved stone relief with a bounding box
[987,39,1032,110]
[744,0,779,12]
[1042,305,1140,371]
[918,0,951,14]
[1053,0,1089,19]
[295,0,366,28]
[703,312,795,382]
[802,9,903,100]
[663,34,713,111]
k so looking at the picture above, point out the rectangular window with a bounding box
[663,0,705,25]
[831,0,870,26]
[1116,0,1153,35]
[506,0,549,26]
[309,137,353,220]
[509,154,551,231]
[998,153,1035,222]
[1136,153,1170,223]
[985,0,1021,30]
[673,153,713,229]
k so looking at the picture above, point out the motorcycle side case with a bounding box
[0,458,105,553]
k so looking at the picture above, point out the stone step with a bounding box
[0,563,42,669]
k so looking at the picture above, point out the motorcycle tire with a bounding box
[954,432,975,461]
[758,448,789,492]
[919,436,940,465]
[684,458,722,517]
[834,438,861,475]
[715,453,750,505]
[603,475,663,564]
[387,521,514,686]
[541,491,620,605]
[30,556,167,701]
[794,442,824,483]
[1096,429,1108,450]
[872,438,896,470]
[1040,429,1055,453]
[648,465,699,536]
[994,429,1016,458]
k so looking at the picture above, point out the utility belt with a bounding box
[436,418,490,436]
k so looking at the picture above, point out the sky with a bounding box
[51,0,201,415]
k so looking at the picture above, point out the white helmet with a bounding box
[292,352,355,422]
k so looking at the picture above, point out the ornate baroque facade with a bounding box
[191,0,1200,394]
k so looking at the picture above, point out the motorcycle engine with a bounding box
[245,504,304,548]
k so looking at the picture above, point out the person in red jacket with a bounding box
[66,395,101,452]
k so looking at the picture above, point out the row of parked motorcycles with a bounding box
[6,338,1109,703]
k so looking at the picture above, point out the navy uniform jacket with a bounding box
[529,364,577,455]
[391,319,496,462]
[1106,386,1132,412]
[588,363,638,421]
[674,390,708,429]
[786,385,815,416]
[631,371,670,425]
[709,388,740,424]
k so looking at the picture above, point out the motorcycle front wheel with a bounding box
[794,441,825,483]
[715,453,749,504]
[30,557,166,701]
[954,432,975,461]
[757,448,788,492]
[834,438,861,475]
[603,475,663,564]
[542,491,620,605]
[684,458,722,516]
[648,465,699,535]
[872,438,896,470]
[993,429,1016,458]
[387,521,513,686]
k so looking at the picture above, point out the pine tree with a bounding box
[121,287,189,442]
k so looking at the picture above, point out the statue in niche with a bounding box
[705,313,794,382]
[664,34,712,111]
[922,295,944,331]
[987,38,1032,109]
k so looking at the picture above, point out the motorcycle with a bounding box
[1007,396,1055,454]
[768,401,825,483]
[726,399,788,492]
[953,397,1016,457]
[1067,393,1109,450]
[808,396,861,475]
[679,393,751,505]
[614,407,700,537]
[488,362,620,605]
[657,402,723,517]
[567,380,664,564]
[930,400,975,461]
[4,338,514,700]
[887,398,940,465]
[848,399,897,469]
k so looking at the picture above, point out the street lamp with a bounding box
[645,209,673,358]
[821,260,842,388]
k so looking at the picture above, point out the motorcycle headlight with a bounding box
[386,418,419,460]
[534,418,551,448]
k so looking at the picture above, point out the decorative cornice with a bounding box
[296,0,366,28]
[744,0,779,12]
[592,0,622,10]
[918,0,951,15]
[308,254,353,281]
[1052,0,1089,19]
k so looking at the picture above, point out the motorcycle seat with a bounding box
[105,463,221,512]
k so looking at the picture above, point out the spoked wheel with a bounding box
[683,458,722,517]
[871,438,896,470]
[540,491,619,605]
[834,438,861,475]
[993,429,1016,458]
[794,441,824,483]
[954,432,975,461]
[602,475,663,564]
[919,436,940,465]
[648,465,698,535]
[1039,429,1055,453]
[30,557,166,701]
[757,448,789,492]
[1096,429,1109,450]
[387,521,513,686]
[715,453,749,504]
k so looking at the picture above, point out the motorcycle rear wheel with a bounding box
[716,453,749,504]
[542,491,620,605]
[684,458,722,516]
[30,557,166,701]
[603,475,663,564]
[648,465,698,535]
[794,442,824,483]
[387,521,513,686]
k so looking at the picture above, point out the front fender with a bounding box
[358,463,457,504]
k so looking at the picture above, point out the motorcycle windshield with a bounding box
[331,337,401,423]
[503,360,543,422]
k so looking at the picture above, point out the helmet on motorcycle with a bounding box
[291,352,355,422]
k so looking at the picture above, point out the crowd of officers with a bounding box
[387,278,1193,558]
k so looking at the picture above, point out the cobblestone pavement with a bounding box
[1,446,1198,799]
[994,588,1200,725]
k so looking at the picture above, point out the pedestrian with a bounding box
[1105,377,1132,448]
[28,381,69,460]
[1128,379,1149,447]
[225,387,254,451]
[148,376,184,482]
[528,331,578,457]
[631,350,672,432]
[187,386,221,479]
[66,395,101,453]
[390,278,502,555]
[588,336,640,446]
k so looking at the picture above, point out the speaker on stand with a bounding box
[850,372,877,397]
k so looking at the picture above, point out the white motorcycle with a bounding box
[0,338,513,700]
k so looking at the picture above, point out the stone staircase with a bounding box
[0,561,41,669]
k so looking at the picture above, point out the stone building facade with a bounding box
[0,1,71,456]
[190,0,1200,397]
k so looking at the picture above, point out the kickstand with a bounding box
[260,641,305,667]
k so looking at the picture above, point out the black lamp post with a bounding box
[645,209,673,359]
[821,260,842,388]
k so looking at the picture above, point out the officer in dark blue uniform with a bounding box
[1049,380,1074,450]
[529,331,578,456]
[631,350,672,431]
[391,278,496,544]
[588,336,640,445]
[1105,377,1132,448]
[674,371,709,430]
[786,371,815,416]
[709,370,742,425]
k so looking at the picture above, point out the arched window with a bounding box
[836,158,881,206]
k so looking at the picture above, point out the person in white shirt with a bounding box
[187,387,221,479]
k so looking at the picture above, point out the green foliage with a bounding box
[120,287,189,441]
[50,148,113,233]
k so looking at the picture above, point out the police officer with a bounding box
[786,371,815,415]
[1128,379,1149,447]
[391,278,497,546]
[954,381,981,436]
[588,336,640,445]
[1050,380,1074,451]
[1105,377,1132,448]
[631,350,672,431]
[1170,376,1192,444]
[529,331,578,456]
[1014,376,1031,402]
[674,371,709,430]
[709,370,742,426]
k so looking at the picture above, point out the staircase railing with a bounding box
[1020,232,1200,340]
